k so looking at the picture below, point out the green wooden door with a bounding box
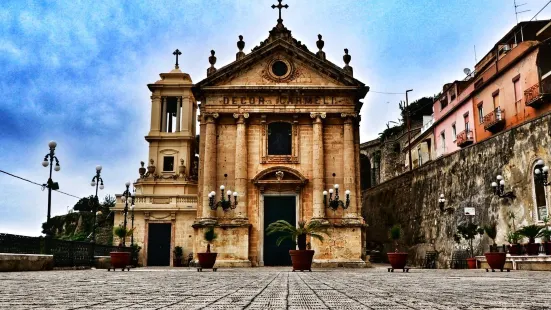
[264,196,296,266]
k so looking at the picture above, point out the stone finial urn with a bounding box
[139,161,146,177]
[178,158,186,177]
[147,159,156,175]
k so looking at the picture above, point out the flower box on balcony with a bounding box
[483,108,505,132]
[456,130,474,147]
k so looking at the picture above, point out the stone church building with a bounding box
[115,5,369,267]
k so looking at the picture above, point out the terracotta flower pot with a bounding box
[289,250,315,271]
[110,252,131,270]
[387,252,408,269]
[466,257,477,269]
[173,257,182,267]
[525,243,540,255]
[197,252,217,269]
[508,244,521,255]
[484,252,506,270]
[544,242,551,255]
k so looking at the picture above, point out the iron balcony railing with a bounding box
[483,107,505,131]
[524,77,551,107]
[456,130,474,147]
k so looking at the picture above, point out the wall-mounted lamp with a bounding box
[490,175,515,199]
[534,159,550,187]
[209,174,238,212]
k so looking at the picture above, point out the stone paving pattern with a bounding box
[1,267,550,309]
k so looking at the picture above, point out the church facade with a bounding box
[115,6,369,268]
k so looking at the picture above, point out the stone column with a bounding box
[161,97,167,133]
[202,113,219,219]
[150,95,161,133]
[176,97,181,132]
[342,113,357,217]
[310,112,326,220]
[233,113,249,219]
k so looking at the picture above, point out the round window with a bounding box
[271,60,288,77]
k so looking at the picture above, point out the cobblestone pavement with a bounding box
[1,267,550,309]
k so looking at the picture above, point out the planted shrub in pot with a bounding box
[483,223,507,272]
[506,231,522,255]
[173,246,183,267]
[456,223,483,269]
[109,226,134,271]
[541,217,551,255]
[266,219,329,272]
[387,225,408,271]
[197,226,218,271]
[518,224,543,255]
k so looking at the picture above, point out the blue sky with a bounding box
[1,0,550,236]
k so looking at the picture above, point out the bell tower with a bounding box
[116,51,199,267]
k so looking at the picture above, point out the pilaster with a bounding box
[310,112,326,220]
[202,112,219,221]
[233,113,249,219]
[342,113,357,218]
[150,95,161,134]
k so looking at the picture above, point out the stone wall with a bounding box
[362,112,551,268]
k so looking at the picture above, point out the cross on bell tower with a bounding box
[173,49,182,69]
[271,0,289,25]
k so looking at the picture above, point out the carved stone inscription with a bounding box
[210,96,352,105]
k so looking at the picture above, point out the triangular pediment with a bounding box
[193,26,368,99]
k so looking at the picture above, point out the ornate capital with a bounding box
[144,212,150,220]
[341,113,357,124]
[202,112,219,123]
[310,112,326,120]
[233,113,250,123]
[171,212,176,221]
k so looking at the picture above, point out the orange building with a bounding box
[472,20,551,142]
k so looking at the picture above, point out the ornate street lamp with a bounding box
[323,183,350,211]
[490,175,515,199]
[90,165,104,244]
[534,159,550,186]
[209,186,238,212]
[120,181,134,246]
[42,140,61,237]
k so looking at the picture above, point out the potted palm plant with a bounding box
[109,225,133,271]
[173,246,183,267]
[387,225,408,271]
[456,223,483,269]
[483,223,507,271]
[518,224,543,255]
[197,226,218,271]
[541,217,551,255]
[506,231,522,255]
[266,220,329,272]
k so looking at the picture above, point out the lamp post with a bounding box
[534,159,550,186]
[490,175,515,199]
[406,89,413,171]
[90,165,104,245]
[323,184,351,211]
[120,181,134,246]
[130,204,135,247]
[42,140,61,237]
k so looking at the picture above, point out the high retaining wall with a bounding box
[362,112,551,268]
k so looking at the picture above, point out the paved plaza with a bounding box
[1,267,550,310]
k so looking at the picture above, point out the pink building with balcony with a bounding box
[433,79,476,157]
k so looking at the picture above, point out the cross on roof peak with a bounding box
[271,0,289,24]
[173,49,182,69]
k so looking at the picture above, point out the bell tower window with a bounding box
[268,122,292,155]
[163,156,175,172]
